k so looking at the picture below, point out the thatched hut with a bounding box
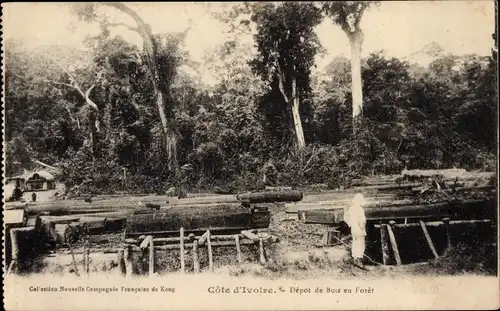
[23,171,56,191]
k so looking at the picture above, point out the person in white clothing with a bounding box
[344,193,368,268]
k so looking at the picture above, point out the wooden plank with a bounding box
[153,239,255,250]
[353,182,421,191]
[198,230,209,246]
[153,234,234,244]
[140,236,152,249]
[259,238,266,264]
[419,220,439,259]
[379,224,389,265]
[386,223,402,265]
[16,195,240,216]
[126,227,249,237]
[286,197,398,213]
[291,200,405,214]
[236,190,303,203]
[82,243,87,273]
[193,239,200,273]
[373,219,492,228]
[241,230,259,242]
[442,218,452,249]
[179,227,185,273]
[207,230,213,272]
[235,235,242,264]
[302,199,495,225]
[85,246,90,274]
[149,237,155,276]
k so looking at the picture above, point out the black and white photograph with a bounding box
[2,1,499,310]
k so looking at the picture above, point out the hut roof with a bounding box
[24,171,56,181]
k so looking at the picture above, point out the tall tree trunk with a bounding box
[291,76,306,149]
[348,31,364,133]
[277,64,306,149]
[104,2,178,170]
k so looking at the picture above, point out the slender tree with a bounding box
[73,2,184,170]
[322,1,379,132]
[249,2,322,149]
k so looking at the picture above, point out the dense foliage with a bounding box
[4,3,497,195]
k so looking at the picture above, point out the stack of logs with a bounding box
[285,169,496,264]
[5,189,302,275]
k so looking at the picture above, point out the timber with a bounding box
[241,230,259,242]
[287,199,402,214]
[302,199,496,225]
[259,238,266,264]
[386,223,402,265]
[198,230,210,246]
[287,200,363,213]
[419,220,439,259]
[353,183,421,191]
[151,239,256,250]
[193,239,200,273]
[140,236,152,249]
[442,218,452,249]
[236,190,303,203]
[235,235,242,263]
[179,227,185,273]
[149,237,154,276]
[207,230,213,272]
[373,219,492,228]
[379,223,389,265]
[125,204,270,236]
[7,196,241,216]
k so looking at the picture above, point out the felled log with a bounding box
[301,192,395,203]
[38,215,127,243]
[125,204,270,236]
[401,168,466,178]
[412,185,495,194]
[265,186,292,191]
[373,219,492,228]
[166,195,236,205]
[21,203,141,216]
[165,202,242,209]
[286,198,403,214]
[302,198,496,225]
[236,190,303,203]
[353,183,421,192]
[14,194,239,216]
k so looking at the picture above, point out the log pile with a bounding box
[296,169,496,226]
[295,169,496,266]
[300,198,496,225]
[20,189,305,248]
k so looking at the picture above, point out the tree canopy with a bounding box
[4,3,496,195]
